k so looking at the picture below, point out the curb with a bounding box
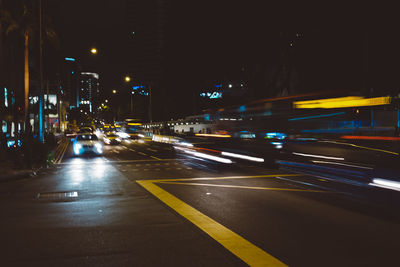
[0,166,42,183]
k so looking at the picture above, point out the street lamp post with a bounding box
[130,91,134,115]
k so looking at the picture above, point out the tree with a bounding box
[0,1,18,130]
[3,0,57,132]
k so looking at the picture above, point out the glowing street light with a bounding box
[105,99,108,103]
[125,76,131,82]
[90,48,98,54]
[112,90,117,94]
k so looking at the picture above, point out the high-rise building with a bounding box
[126,0,167,83]
[62,57,80,109]
[80,72,100,114]
[126,0,168,121]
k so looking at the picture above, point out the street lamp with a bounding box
[125,76,131,82]
[112,90,117,94]
[90,48,98,54]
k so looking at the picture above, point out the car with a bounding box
[78,126,93,134]
[73,134,103,156]
[103,132,121,145]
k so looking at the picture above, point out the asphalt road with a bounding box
[0,138,399,266]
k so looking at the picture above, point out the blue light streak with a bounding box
[65,57,76,62]
[288,112,346,121]
[4,88,8,107]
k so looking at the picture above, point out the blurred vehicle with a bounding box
[65,123,79,138]
[103,132,121,145]
[73,134,103,156]
[118,122,143,139]
[78,126,93,134]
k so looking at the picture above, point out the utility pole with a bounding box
[148,84,152,123]
[46,79,49,131]
[38,0,44,142]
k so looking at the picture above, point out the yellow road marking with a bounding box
[137,180,288,267]
[150,155,161,160]
[148,173,301,183]
[59,140,69,163]
[157,181,327,193]
[55,139,69,164]
[320,140,399,155]
[53,141,65,163]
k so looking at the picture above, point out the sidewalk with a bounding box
[0,161,38,183]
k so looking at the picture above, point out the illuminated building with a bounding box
[80,72,100,114]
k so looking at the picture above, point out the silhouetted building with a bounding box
[61,57,80,109]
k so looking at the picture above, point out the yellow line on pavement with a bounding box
[320,140,399,155]
[157,181,327,193]
[150,155,162,160]
[54,143,64,163]
[148,173,301,183]
[58,158,179,164]
[56,140,69,164]
[137,180,288,267]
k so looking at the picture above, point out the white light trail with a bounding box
[370,178,400,192]
[311,160,373,170]
[292,152,344,161]
[175,146,232,164]
[221,151,264,162]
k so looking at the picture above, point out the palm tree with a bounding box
[2,1,57,130]
[20,4,35,128]
[0,1,18,128]
[1,2,34,127]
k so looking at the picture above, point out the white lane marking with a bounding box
[138,152,147,156]
[150,156,161,160]
[147,148,158,152]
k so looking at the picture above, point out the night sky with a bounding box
[49,1,400,112]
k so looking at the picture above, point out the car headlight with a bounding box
[74,143,82,155]
[75,143,82,150]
